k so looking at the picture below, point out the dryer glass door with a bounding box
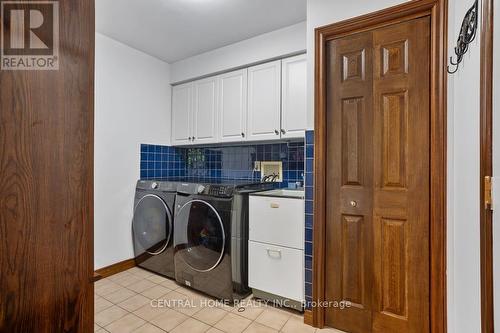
[176,200,225,272]
[133,194,172,255]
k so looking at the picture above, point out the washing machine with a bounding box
[173,181,271,301]
[132,180,177,278]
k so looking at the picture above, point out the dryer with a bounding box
[132,180,177,278]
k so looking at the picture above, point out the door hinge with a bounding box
[484,176,493,210]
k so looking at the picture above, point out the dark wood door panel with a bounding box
[0,1,94,332]
[325,31,374,333]
[324,17,430,333]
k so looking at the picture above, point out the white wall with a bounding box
[94,33,172,269]
[306,0,482,332]
[170,21,306,84]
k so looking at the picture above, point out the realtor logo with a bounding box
[1,1,59,70]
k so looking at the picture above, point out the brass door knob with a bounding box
[350,200,357,207]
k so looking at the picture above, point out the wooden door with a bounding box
[281,54,307,139]
[171,83,193,145]
[0,0,94,331]
[247,60,281,141]
[324,17,430,333]
[193,77,219,144]
[219,69,248,143]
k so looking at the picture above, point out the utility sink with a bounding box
[251,188,305,199]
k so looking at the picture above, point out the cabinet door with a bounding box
[171,83,192,145]
[249,241,304,302]
[247,60,281,141]
[281,54,307,138]
[193,77,219,144]
[219,69,248,143]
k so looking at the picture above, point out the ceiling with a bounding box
[96,0,307,63]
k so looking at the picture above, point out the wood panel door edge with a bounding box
[94,258,136,281]
[480,0,494,331]
[312,0,448,331]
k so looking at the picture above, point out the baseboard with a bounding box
[304,309,313,326]
[94,258,136,281]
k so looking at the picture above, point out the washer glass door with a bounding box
[133,194,172,255]
[176,199,225,272]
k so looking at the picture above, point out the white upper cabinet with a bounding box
[219,69,248,143]
[170,55,307,146]
[281,54,307,138]
[247,60,282,141]
[193,77,219,144]
[171,83,192,145]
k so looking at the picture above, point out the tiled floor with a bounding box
[94,267,344,333]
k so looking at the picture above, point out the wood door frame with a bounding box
[312,0,448,331]
[480,0,494,331]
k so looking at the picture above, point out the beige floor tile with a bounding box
[105,313,145,333]
[118,294,151,312]
[132,323,166,333]
[281,316,316,333]
[193,306,228,325]
[161,290,202,315]
[114,274,142,287]
[108,271,133,282]
[95,297,114,313]
[214,312,252,333]
[95,329,108,333]
[146,274,169,284]
[243,322,278,333]
[95,281,123,296]
[149,308,189,332]
[171,318,210,333]
[232,301,265,320]
[128,267,154,278]
[160,278,181,290]
[133,303,170,321]
[254,307,291,331]
[95,305,128,327]
[141,285,171,299]
[94,323,101,332]
[103,287,136,304]
[128,279,157,293]
[206,328,224,333]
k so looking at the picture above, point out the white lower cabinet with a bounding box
[248,194,305,304]
[248,241,304,302]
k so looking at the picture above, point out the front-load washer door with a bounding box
[133,194,172,255]
[175,199,225,272]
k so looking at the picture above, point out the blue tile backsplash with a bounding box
[140,141,304,187]
[304,129,314,309]
[139,137,313,308]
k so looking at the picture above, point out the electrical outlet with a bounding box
[254,161,261,171]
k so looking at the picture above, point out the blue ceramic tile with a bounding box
[305,200,314,214]
[305,214,313,228]
[306,158,314,172]
[305,130,314,144]
[305,283,312,297]
[306,145,314,158]
[305,241,313,256]
[305,228,313,242]
[305,269,312,283]
[305,172,314,186]
[305,255,312,270]
[305,186,314,200]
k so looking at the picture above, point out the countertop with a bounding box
[250,188,305,199]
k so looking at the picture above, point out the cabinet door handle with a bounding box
[270,203,280,208]
[281,129,286,134]
[188,137,192,141]
[241,132,245,138]
[266,248,282,259]
[274,129,279,135]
